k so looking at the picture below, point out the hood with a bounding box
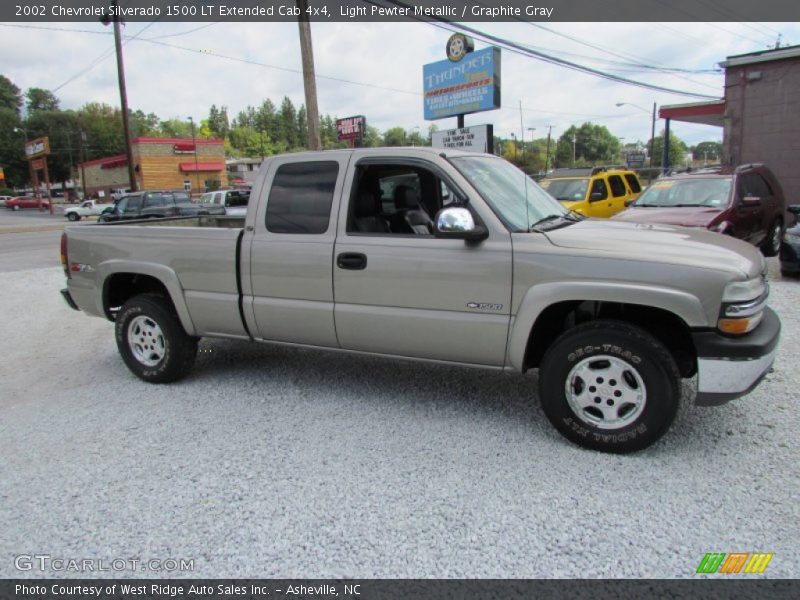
[613,206,723,228]
[544,219,763,279]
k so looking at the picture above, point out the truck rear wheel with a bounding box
[67,212,80,221]
[538,320,681,453]
[115,294,197,383]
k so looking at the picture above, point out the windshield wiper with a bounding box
[529,214,573,232]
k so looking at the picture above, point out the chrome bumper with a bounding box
[692,307,781,406]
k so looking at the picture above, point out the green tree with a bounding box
[363,125,382,148]
[0,107,26,186]
[0,75,22,114]
[383,126,407,146]
[649,131,689,168]
[207,104,230,139]
[691,141,723,162]
[278,97,299,149]
[76,103,125,160]
[555,123,621,166]
[158,117,192,138]
[129,110,159,137]
[25,88,60,113]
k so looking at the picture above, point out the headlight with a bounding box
[718,277,768,335]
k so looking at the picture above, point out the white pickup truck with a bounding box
[60,148,781,453]
[64,200,114,222]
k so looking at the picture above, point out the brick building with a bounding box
[720,45,800,205]
[659,45,800,204]
[79,137,227,197]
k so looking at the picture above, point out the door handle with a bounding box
[337,252,367,270]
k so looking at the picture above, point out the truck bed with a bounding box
[98,215,246,229]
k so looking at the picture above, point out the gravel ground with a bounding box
[1,267,798,578]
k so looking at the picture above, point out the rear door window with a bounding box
[266,161,339,234]
[624,174,642,193]
[608,175,627,197]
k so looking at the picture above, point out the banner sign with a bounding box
[626,151,647,168]
[24,137,51,159]
[432,124,493,153]
[336,115,366,141]
[423,46,501,120]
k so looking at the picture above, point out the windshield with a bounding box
[635,177,732,208]
[540,178,589,202]
[450,156,568,232]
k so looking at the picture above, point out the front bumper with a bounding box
[692,307,781,406]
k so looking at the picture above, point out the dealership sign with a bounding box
[336,115,366,141]
[431,125,493,154]
[24,137,50,159]
[626,152,647,168]
[423,46,501,120]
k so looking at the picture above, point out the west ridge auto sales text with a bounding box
[16,583,356,597]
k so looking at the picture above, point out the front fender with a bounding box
[95,260,197,336]
[506,281,707,372]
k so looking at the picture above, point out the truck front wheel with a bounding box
[115,294,198,383]
[538,320,681,453]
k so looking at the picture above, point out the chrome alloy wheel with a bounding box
[564,355,647,430]
[127,315,166,367]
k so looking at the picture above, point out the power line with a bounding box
[400,12,721,99]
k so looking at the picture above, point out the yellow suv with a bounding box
[539,167,643,218]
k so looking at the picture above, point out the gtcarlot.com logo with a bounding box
[696,552,773,574]
[14,554,194,573]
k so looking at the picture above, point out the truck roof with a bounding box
[263,147,491,160]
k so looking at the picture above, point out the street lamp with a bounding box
[188,116,200,194]
[410,125,420,147]
[616,102,657,168]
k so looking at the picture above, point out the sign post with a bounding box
[24,137,53,214]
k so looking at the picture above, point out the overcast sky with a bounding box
[2,19,799,146]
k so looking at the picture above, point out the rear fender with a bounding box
[95,260,197,335]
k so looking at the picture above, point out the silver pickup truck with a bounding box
[60,148,781,453]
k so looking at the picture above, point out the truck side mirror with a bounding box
[434,207,488,242]
[590,191,605,202]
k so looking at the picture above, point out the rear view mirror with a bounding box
[434,207,488,242]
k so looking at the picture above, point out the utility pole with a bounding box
[649,102,657,169]
[518,100,525,161]
[104,0,137,191]
[188,117,200,193]
[572,134,577,167]
[296,0,322,151]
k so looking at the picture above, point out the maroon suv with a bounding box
[612,164,787,256]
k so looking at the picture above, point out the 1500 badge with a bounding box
[466,302,503,311]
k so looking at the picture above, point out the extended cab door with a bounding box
[332,157,512,367]
[243,153,350,347]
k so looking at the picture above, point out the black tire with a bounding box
[761,220,782,257]
[538,320,681,453]
[67,212,80,222]
[115,294,198,383]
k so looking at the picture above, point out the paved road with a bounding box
[0,267,798,578]
[0,230,62,273]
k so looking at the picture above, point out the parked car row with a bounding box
[97,190,226,222]
[540,162,789,260]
